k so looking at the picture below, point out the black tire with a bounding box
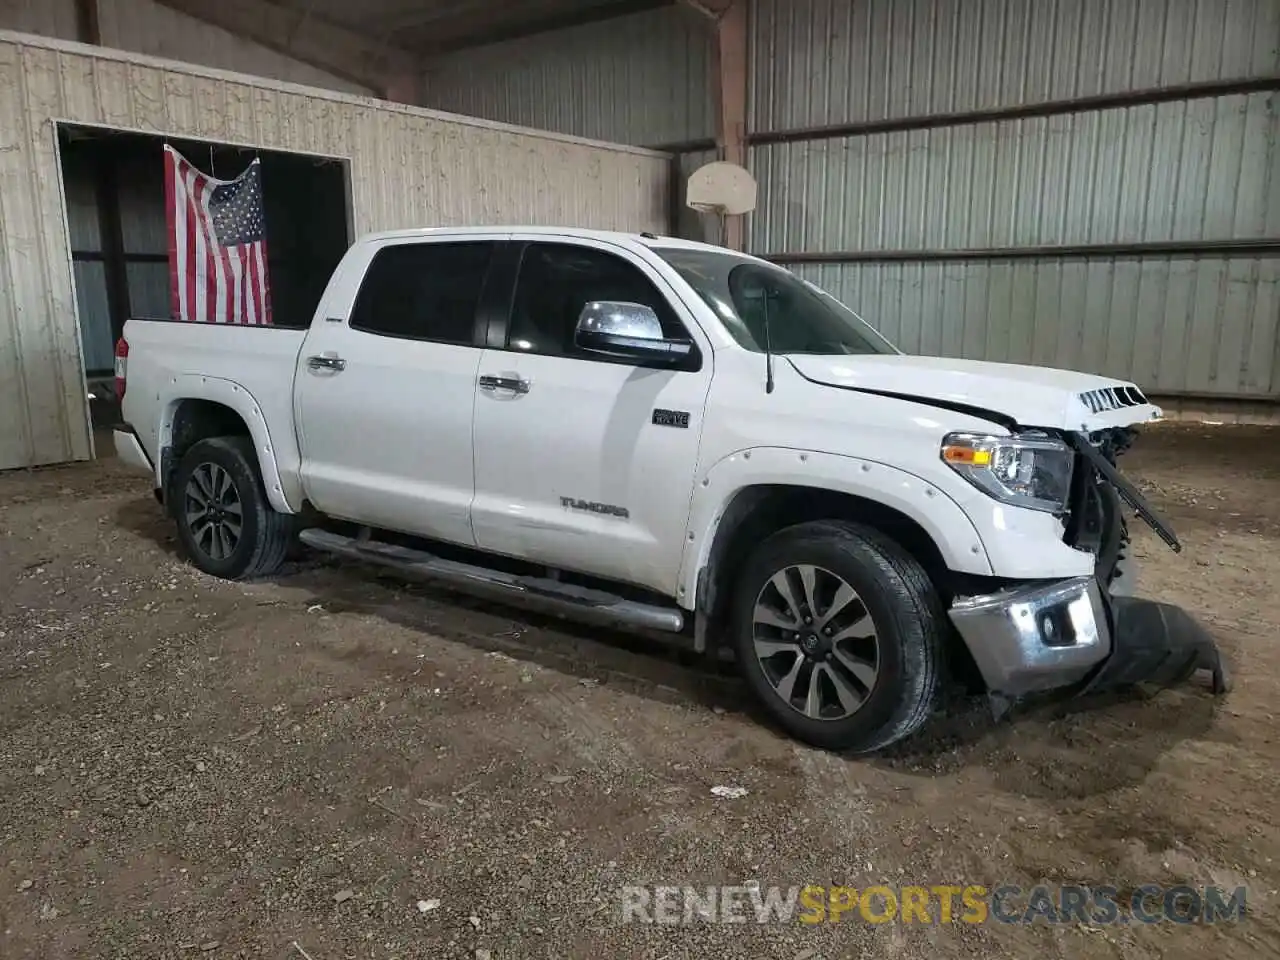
[729,520,945,754]
[171,435,293,580]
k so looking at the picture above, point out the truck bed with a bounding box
[119,317,308,507]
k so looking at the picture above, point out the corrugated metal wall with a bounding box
[0,0,371,94]
[749,0,1280,400]
[751,93,1279,252]
[422,5,713,148]
[0,32,672,470]
[751,0,1279,129]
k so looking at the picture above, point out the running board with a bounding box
[298,528,685,634]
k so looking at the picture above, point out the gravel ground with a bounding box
[0,423,1276,959]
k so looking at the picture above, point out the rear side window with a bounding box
[349,241,494,345]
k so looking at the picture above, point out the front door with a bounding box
[295,237,501,546]
[470,237,713,595]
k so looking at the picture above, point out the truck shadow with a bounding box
[871,683,1225,800]
[114,493,1228,798]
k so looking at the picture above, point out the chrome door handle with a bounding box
[307,354,346,371]
[478,374,530,394]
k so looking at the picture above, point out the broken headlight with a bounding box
[940,432,1075,515]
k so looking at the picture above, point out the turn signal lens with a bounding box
[941,445,992,466]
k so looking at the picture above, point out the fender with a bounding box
[677,446,995,609]
[155,375,300,514]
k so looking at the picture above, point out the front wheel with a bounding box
[172,435,293,580]
[730,520,945,754]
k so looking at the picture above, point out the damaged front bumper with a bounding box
[949,576,1230,702]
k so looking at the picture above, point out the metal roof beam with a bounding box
[152,0,418,98]
[407,0,669,54]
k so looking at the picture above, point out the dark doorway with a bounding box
[56,124,351,424]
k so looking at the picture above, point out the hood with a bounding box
[786,354,1164,432]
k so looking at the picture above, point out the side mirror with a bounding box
[574,301,694,364]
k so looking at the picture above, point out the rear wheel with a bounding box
[172,436,293,580]
[730,520,945,753]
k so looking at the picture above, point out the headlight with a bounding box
[940,432,1074,514]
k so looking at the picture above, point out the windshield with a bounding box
[654,247,899,356]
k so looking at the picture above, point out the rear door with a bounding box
[294,235,508,546]
[469,236,714,595]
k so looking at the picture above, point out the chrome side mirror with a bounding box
[573,301,694,365]
[575,301,664,342]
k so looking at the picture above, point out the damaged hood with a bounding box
[787,354,1164,431]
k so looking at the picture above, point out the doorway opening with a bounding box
[55,124,352,433]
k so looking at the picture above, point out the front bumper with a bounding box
[949,576,1229,700]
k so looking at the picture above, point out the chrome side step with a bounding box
[298,528,685,634]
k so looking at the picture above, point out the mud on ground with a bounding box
[0,423,1276,959]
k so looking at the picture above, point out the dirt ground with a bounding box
[1,423,1277,959]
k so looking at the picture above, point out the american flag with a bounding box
[164,144,272,325]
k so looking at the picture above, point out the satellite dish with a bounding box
[687,161,757,216]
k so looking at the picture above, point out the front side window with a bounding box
[349,241,494,345]
[653,247,898,356]
[507,242,690,360]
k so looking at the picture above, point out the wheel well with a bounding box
[696,484,987,687]
[160,399,252,504]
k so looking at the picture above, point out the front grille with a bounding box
[1079,385,1148,414]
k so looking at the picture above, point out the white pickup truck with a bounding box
[113,227,1228,753]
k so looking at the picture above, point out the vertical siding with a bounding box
[0,33,672,470]
[422,6,714,147]
[793,257,1280,396]
[749,92,1280,253]
[751,0,1280,131]
[73,259,114,373]
[749,0,1280,400]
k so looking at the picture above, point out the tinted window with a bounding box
[654,247,897,356]
[349,241,494,344]
[508,243,689,359]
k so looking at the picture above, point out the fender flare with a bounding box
[155,375,296,515]
[677,446,994,611]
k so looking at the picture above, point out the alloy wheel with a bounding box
[184,462,243,562]
[751,564,880,720]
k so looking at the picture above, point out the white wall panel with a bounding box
[0,32,671,469]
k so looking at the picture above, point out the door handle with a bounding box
[307,354,346,372]
[478,374,530,394]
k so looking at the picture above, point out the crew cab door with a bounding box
[469,237,713,595]
[294,236,507,545]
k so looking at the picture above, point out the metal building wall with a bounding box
[421,5,713,149]
[0,31,672,470]
[0,0,371,94]
[748,0,1280,400]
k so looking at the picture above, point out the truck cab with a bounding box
[113,227,1228,754]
